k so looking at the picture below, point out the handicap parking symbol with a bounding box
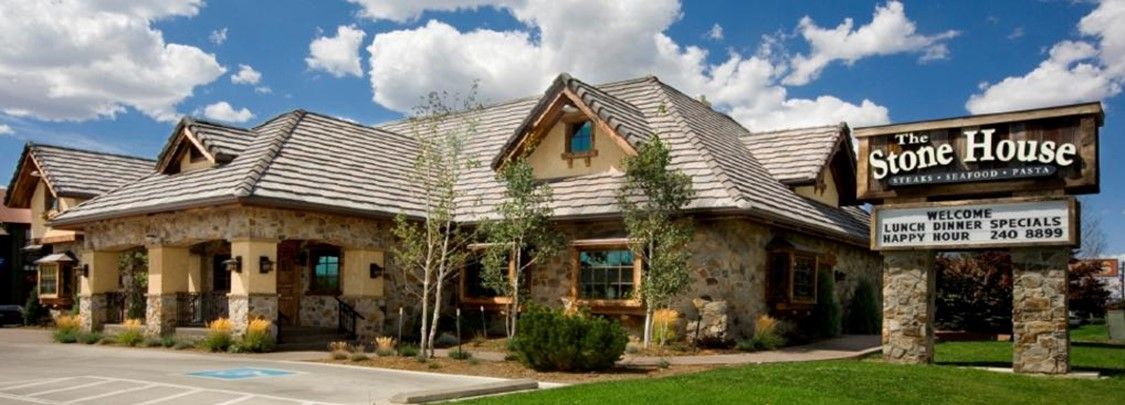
[188,367,296,380]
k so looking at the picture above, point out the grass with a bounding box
[1070,323,1121,344]
[466,341,1125,404]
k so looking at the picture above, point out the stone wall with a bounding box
[882,251,935,364]
[229,293,279,336]
[145,293,177,336]
[1011,248,1070,374]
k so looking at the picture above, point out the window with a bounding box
[44,192,57,212]
[309,248,341,293]
[39,265,58,296]
[791,254,816,304]
[567,120,594,154]
[463,255,505,299]
[189,145,206,162]
[766,240,826,309]
[578,249,635,300]
[212,254,231,292]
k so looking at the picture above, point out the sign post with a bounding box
[855,102,1103,375]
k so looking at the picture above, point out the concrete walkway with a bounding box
[434,334,881,366]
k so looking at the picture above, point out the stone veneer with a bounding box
[881,251,936,364]
[145,294,178,336]
[229,294,279,336]
[300,295,338,328]
[1011,248,1070,374]
[340,295,385,339]
[78,293,107,332]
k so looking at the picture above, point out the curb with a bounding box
[389,379,539,404]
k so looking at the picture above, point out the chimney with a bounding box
[697,95,712,109]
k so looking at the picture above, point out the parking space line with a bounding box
[133,388,201,405]
[0,391,58,404]
[0,378,74,392]
[214,394,252,405]
[61,383,155,404]
[26,380,111,397]
[77,376,343,404]
[0,378,65,388]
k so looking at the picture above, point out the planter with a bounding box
[1108,309,1125,341]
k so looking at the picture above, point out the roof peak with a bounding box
[26,141,155,162]
[748,122,846,136]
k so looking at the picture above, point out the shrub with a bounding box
[652,308,680,345]
[52,314,81,343]
[448,348,472,360]
[174,341,194,350]
[98,336,115,345]
[376,348,396,357]
[397,343,419,357]
[845,278,881,334]
[509,305,628,371]
[79,332,103,345]
[803,269,841,339]
[349,352,369,362]
[116,318,145,346]
[434,332,459,348]
[751,314,786,350]
[328,341,352,353]
[143,338,162,347]
[735,338,755,352]
[22,287,46,326]
[161,336,177,348]
[239,318,275,353]
[375,336,396,351]
[331,351,349,360]
[199,318,233,352]
[53,329,79,343]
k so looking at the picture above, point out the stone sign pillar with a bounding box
[78,250,120,332]
[146,245,190,336]
[1011,248,1070,374]
[882,251,936,364]
[229,238,278,336]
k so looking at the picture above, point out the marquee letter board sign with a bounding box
[855,102,1102,202]
[856,102,1102,251]
[872,197,1076,251]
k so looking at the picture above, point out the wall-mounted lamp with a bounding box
[223,256,243,273]
[80,264,89,278]
[259,256,274,274]
[369,263,384,279]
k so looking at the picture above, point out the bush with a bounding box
[116,319,145,346]
[509,305,628,371]
[735,339,755,352]
[448,348,472,360]
[374,336,396,352]
[143,338,162,347]
[161,336,177,348]
[79,332,103,345]
[199,318,233,352]
[52,314,82,343]
[398,344,419,357]
[22,287,46,326]
[174,341,194,350]
[349,352,369,362]
[652,308,680,345]
[434,332,459,348]
[53,329,79,343]
[751,315,786,350]
[331,351,349,360]
[239,318,275,353]
[804,269,841,339]
[845,278,881,334]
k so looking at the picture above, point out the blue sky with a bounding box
[0,0,1122,256]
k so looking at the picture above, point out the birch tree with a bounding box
[481,158,562,338]
[391,89,480,358]
[617,136,695,348]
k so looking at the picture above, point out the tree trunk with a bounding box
[510,248,521,338]
[419,276,431,356]
[643,306,653,349]
[427,276,445,358]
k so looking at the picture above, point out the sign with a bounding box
[872,198,1076,251]
[187,367,296,380]
[1071,258,1120,277]
[855,103,1102,202]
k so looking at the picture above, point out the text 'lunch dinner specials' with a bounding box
[875,199,1071,249]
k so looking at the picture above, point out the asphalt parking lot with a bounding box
[0,328,507,404]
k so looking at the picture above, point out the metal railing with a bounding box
[104,292,126,325]
[175,292,228,327]
[334,297,365,340]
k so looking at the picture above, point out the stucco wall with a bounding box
[526,118,628,180]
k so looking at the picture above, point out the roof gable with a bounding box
[491,73,647,169]
[155,118,255,173]
[4,143,153,208]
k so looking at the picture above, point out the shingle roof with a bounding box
[187,118,255,161]
[53,74,869,244]
[740,124,845,185]
[22,144,154,198]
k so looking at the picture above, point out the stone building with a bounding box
[31,73,880,341]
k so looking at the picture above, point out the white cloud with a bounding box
[254,86,273,94]
[210,27,228,45]
[0,1,224,122]
[347,0,516,22]
[967,0,1125,114]
[231,64,262,85]
[707,24,724,40]
[783,1,958,86]
[0,124,12,135]
[362,0,899,131]
[1008,27,1024,40]
[306,25,367,78]
[201,101,254,123]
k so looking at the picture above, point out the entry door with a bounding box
[276,241,301,326]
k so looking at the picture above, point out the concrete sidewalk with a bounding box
[434,334,881,366]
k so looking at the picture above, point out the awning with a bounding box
[21,244,43,252]
[34,253,76,264]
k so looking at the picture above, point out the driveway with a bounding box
[0,328,506,404]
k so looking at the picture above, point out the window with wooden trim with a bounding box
[39,264,58,297]
[578,248,636,300]
[463,254,506,300]
[309,247,341,294]
[767,246,830,309]
[566,120,594,154]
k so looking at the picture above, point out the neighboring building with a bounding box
[44,74,880,340]
[3,144,153,311]
[0,187,32,305]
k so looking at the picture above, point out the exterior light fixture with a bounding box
[259,256,274,274]
[369,263,384,279]
[223,256,242,273]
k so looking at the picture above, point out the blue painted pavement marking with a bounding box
[187,367,296,380]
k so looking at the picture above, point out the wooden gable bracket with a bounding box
[7,150,58,209]
[155,124,218,173]
[497,88,638,170]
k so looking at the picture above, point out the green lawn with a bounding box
[1070,323,1120,344]
[468,340,1125,404]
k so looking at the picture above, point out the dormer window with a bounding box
[562,119,598,167]
[189,146,206,162]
